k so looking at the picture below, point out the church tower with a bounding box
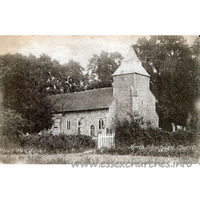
[112,47,159,127]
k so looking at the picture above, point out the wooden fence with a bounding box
[98,131,115,148]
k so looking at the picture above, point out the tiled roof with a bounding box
[50,87,113,112]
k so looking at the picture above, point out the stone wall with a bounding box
[113,74,134,120]
[113,73,159,127]
[135,74,159,127]
[51,109,111,136]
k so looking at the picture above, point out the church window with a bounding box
[77,118,82,134]
[90,125,95,136]
[66,119,70,130]
[78,118,81,126]
[99,118,105,129]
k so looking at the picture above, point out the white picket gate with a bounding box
[98,131,115,148]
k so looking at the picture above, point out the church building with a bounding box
[49,47,159,136]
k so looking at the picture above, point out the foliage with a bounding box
[191,37,200,97]
[0,54,87,135]
[114,117,198,148]
[191,37,200,58]
[0,134,96,154]
[133,36,199,130]
[96,117,199,157]
[0,54,54,134]
[87,51,123,89]
[47,59,87,94]
[0,108,25,139]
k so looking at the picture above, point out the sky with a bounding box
[0,35,198,69]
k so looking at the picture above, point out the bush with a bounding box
[115,117,198,148]
[109,117,199,157]
[0,135,20,150]
[0,108,25,139]
[0,134,96,154]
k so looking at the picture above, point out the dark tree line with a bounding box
[133,36,199,130]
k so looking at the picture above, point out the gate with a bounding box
[98,131,115,148]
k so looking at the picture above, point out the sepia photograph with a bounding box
[1,1,199,200]
[0,35,199,166]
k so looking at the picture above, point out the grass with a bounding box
[0,152,199,165]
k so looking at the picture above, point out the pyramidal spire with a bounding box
[113,46,150,77]
[123,46,140,62]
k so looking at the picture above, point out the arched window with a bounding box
[99,118,105,129]
[90,125,95,136]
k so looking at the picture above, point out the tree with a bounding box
[192,37,200,58]
[87,51,123,89]
[191,37,200,95]
[133,36,199,130]
[0,53,88,135]
[0,53,54,134]
[0,108,25,139]
[57,60,87,93]
[43,59,87,95]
